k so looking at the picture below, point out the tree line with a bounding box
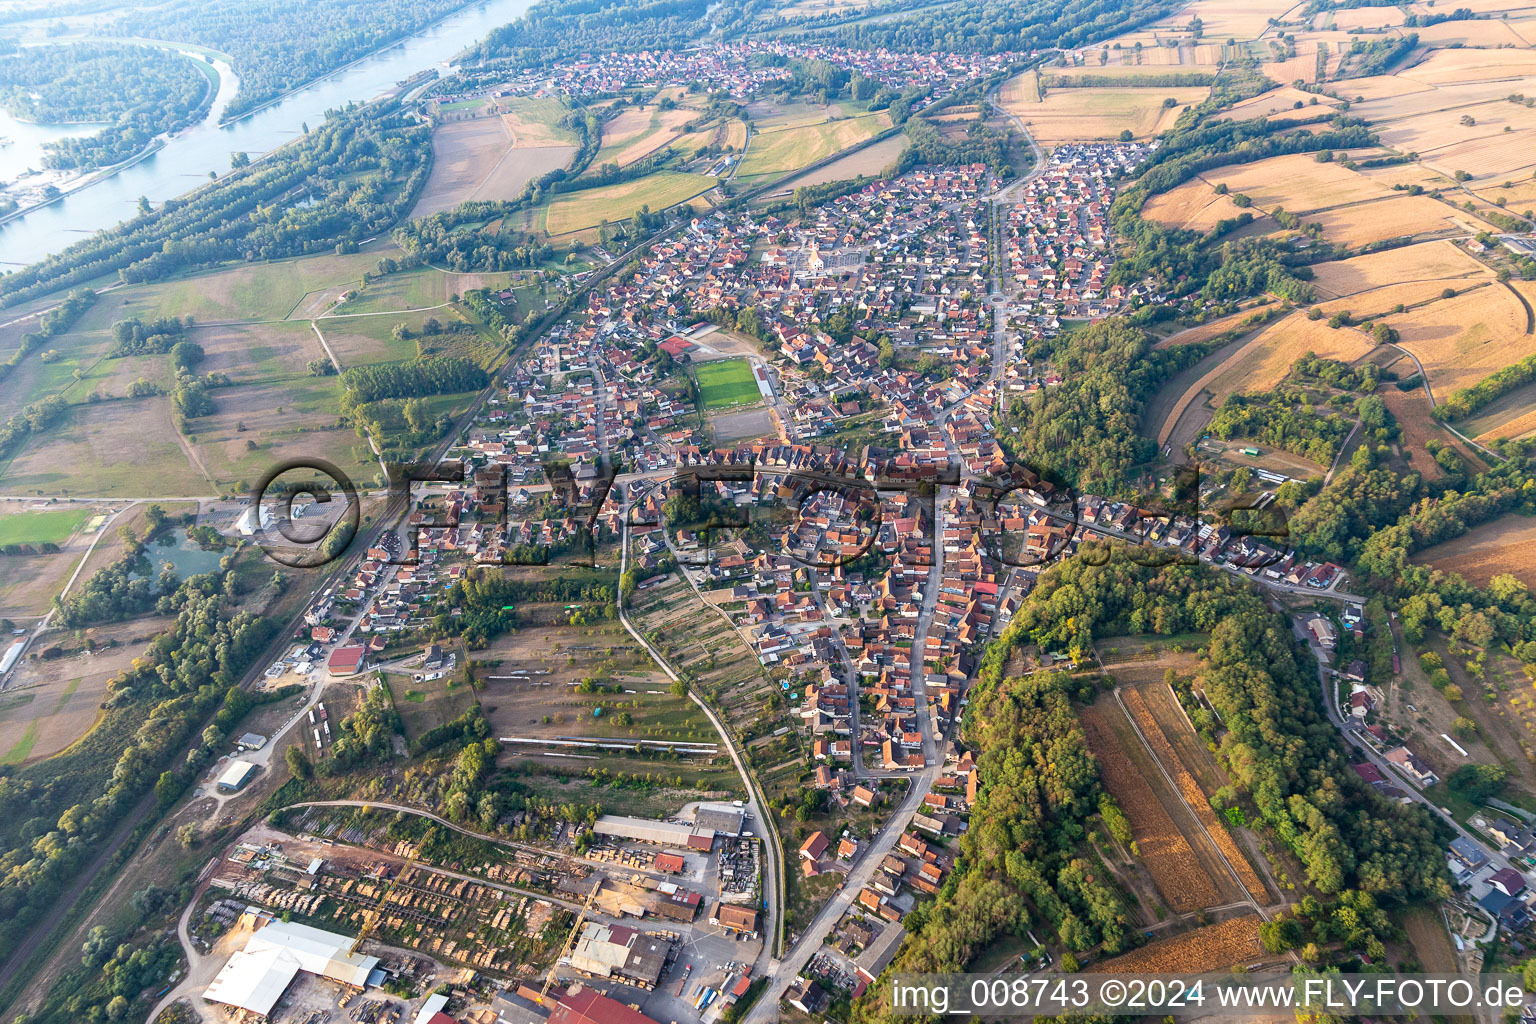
[0,104,431,307]
[0,43,212,169]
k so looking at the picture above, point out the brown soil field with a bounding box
[1203,154,1392,214]
[600,106,696,167]
[1380,387,1449,482]
[1355,77,1536,123]
[1089,914,1264,973]
[1415,513,1536,588]
[1081,700,1235,913]
[771,134,910,191]
[1391,284,1533,395]
[1122,686,1270,903]
[1204,312,1375,405]
[999,82,1208,142]
[1308,194,1487,248]
[412,118,577,218]
[1262,51,1323,86]
[1310,240,1490,298]
[1141,177,1250,231]
[1164,0,1290,38]
[0,617,172,765]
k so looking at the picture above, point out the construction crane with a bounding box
[350,838,422,957]
[539,877,604,1004]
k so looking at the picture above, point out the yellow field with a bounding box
[1411,18,1529,46]
[1152,303,1279,349]
[1330,6,1405,29]
[1204,311,1376,404]
[1089,916,1265,974]
[1392,285,1534,395]
[1203,153,1392,213]
[998,81,1209,142]
[593,105,696,167]
[1310,240,1491,298]
[1214,86,1341,122]
[1140,178,1250,231]
[1400,47,1536,85]
[1309,195,1488,248]
[543,172,717,235]
[1417,515,1536,589]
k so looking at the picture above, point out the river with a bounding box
[0,0,535,270]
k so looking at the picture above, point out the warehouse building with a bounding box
[566,923,667,989]
[218,759,259,792]
[203,918,379,1016]
[592,815,715,850]
[693,803,745,836]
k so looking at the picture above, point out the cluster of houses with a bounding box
[1002,142,1156,325]
[459,40,1028,107]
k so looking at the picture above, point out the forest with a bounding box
[0,43,212,169]
[853,557,1449,1022]
[107,0,470,119]
[476,0,719,66]
[818,0,1184,54]
[1004,317,1208,494]
[0,104,431,307]
[0,562,278,973]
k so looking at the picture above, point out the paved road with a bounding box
[617,511,786,974]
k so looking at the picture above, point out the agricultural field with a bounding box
[1202,153,1393,213]
[1080,698,1235,913]
[1379,389,1454,483]
[735,111,891,180]
[592,104,697,168]
[499,96,579,148]
[411,115,576,218]
[1213,85,1342,122]
[1121,685,1270,903]
[132,252,381,323]
[0,618,170,765]
[542,171,718,235]
[1140,177,1251,232]
[770,133,910,192]
[694,358,761,410]
[1414,514,1536,589]
[1088,914,1265,973]
[1463,380,1536,442]
[998,79,1208,143]
[1390,285,1534,396]
[1202,312,1376,404]
[1309,239,1491,299]
[1,396,210,497]
[1150,303,1279,349]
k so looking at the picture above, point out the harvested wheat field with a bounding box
[1416,514,1536,589]
[1214,86,1341,122]
[1089,915,1265,973]
[1310,239,1490,298]
[1330,5,1406,29]
[1152,303,1279,349]
[1317,278,1494,321]
[1203,153,1391,213]
[1381,388,1450,482]
[1309,195,1488,248]
[595,105,697,167]
[1122,686,1270,903]
[1391,285,1533,395]
[1141,178,1250,231]
[1399,47,1536,85]
[1000,82,1209,142]
[1203,311,1375,405]
[1081,701,1235,913]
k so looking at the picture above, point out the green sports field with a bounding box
[0,509,92,546]
[695,358,761,410]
